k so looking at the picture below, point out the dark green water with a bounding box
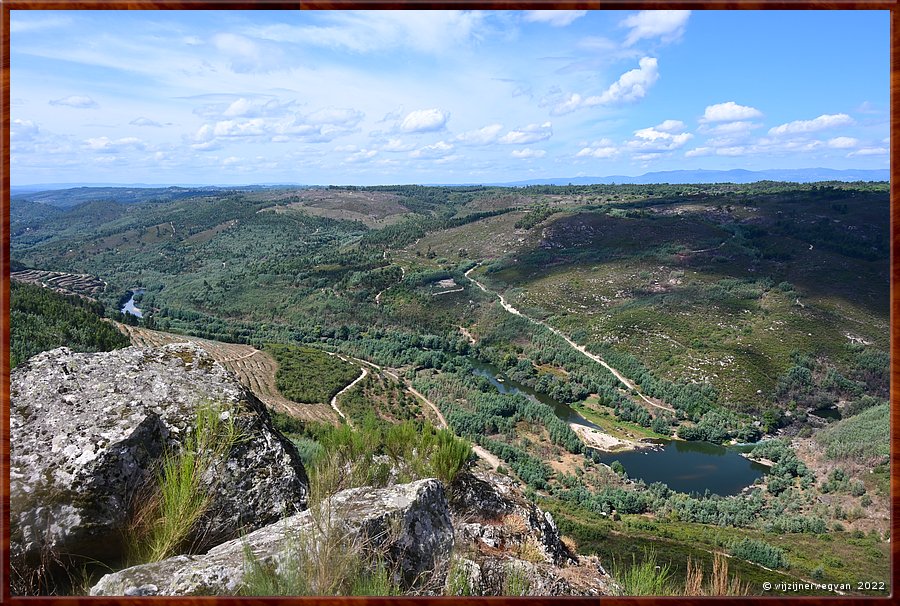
[470,359,769,495]
[596,439,769,496]
[469,359,599,429]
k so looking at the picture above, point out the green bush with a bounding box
[728,538,788,569]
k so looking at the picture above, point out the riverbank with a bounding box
[569,423,649,452]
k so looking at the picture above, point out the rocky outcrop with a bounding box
[447,471,616,596]
[90,479,454,596]
[10,344,309,590]
[450,471,573,566]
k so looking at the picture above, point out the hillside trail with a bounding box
[348,356,501,470]
[464,265,673,414]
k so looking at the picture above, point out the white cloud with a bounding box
[11,119,39,140]
[84,136,146,152]
[629,123,692,153]
[379,138,416,152]
[130,117,164,127]
[212,33,271,73]
[553,57,659,115]
[499,122,553,145]
[702,120,759,135]
[49,95,98,109]
[701,102,762,123]
[621,11,691,46]
[399,108,449,133]
[345,149,378,163]
[768,113,854,136]
[684,147,712,158]
[523,11,587,27]
[247,11,486,55]
[456,123,503,145]
[848,147,888,157]
[654,119,685,133]
[10,15,71,33]
[827,137,859,149]
[576,145,618,159]
[511,148,546,158]
[593,56,659,105]
[410,141,454,158]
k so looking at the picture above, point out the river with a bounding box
[121,288,146,318]
[469,359,600,429]
[470,358,768,495]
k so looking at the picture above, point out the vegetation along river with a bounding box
[471,359,768,496]
[120,288,146,318]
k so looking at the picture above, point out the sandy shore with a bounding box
[570,423,649,452]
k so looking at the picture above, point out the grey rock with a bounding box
[90,479,454,596]
[10,343,308,589]
[447,471,614,596]
[450,471,573,566]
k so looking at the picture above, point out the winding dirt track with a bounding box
[116,323,338,424]
[464,266,673,414]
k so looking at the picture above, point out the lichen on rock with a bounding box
[10,343,309,593]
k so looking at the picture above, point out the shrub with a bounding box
[503,563,532,596]
[728,538,788,569]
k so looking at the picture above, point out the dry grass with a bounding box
[516,537,545,564]
[683,554,750,596]
[502,513,529,534]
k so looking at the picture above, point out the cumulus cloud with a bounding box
[379,138,416,152]
[827,136,859,149]
[768,113,854,136]
[190,103,364,150]
[701,102,762,123]
[654,119,685,133]
[399,108,449,133]
[410,140,454,158]
[628,122,692,153]
[130,117,164,127]
[684,147,712,158]
[511,148,546,158]
[455,123,503,145]
[576,142,618,159]
[345,149,378,163]
[552,57,659,115]
[49,95,98,109]
[523,11,586,27]
[499,122,553,145]
[621,10,691,46]
[848,147,888,157]
[11,119,39,140]
[84,136,146,152]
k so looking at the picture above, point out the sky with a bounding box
[9,10,890,186]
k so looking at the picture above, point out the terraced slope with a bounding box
[116,324,338,424]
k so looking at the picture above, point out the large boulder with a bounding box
[89,479,454,596]
[449,471,573,566]
[447,471,616,596]
[10,343,309,592]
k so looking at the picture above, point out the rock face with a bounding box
[10,343,309,590]
[447,471,616,596]
[90,479,454,596]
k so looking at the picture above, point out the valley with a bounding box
[9,180,890,596]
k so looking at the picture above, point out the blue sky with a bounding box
[10,10,889,186]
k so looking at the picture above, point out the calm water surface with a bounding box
[121,288,146,318]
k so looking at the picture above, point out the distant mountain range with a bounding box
[10,167,889,198]
[490,168,889,187]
